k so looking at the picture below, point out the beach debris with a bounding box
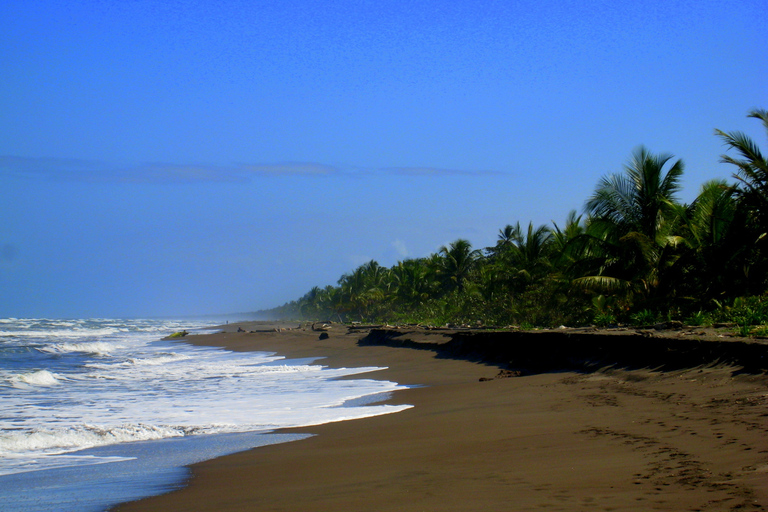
[318,332,330,340]
[168,330,189,338]
[480,369,523,382]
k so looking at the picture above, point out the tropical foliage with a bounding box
[267,110,768,330]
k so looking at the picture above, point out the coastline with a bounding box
[114,323,768,511]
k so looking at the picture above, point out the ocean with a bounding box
[0,318,411,511]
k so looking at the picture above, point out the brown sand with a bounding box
[115,323,768,511]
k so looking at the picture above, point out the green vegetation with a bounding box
[684,310,709,327]
[268,110,768,333]
[631,309,657,327]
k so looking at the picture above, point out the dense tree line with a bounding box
[269,110,768,330]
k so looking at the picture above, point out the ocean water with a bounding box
[0,318,412,511]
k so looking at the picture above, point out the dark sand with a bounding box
[115,323,768,511]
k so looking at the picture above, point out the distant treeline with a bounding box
[266,109,768,331]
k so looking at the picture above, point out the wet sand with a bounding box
[115,323,768,511]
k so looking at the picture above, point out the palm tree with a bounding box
[513,223,553,273]
[438,239,481,293]
[389,259,438,307]
[715,109,768,228]
[486,224,522,259]
[552,211,584,249]
[337,260,388,321]
[319,285,345,322]
[551,210,585,274]
[585,146,684,241]
[715,109,768,294]
[298,286,323,318]
[576,146,686,306]
[674,179,743,300]
[499,222,553,292]
[681,180,736,250]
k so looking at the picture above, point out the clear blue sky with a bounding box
[1,0,765,318]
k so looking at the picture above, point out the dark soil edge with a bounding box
[360,328,768,375]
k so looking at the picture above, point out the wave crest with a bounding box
[5,370,65,388]
[0,423,194,455]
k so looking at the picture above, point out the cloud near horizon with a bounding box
[1,156,499,183]
[392,239,409,258]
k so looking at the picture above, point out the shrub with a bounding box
[593,312,617,327]
[684,310,709,326]
[631,309,657,326]
[713,296,768,325]
[736,321,753,337]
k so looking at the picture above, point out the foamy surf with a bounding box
[0,318,412,511]
[5,370,65,388]
[36,341,122,356]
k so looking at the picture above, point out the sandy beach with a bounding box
[115,323,768,511]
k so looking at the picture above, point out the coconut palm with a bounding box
[318,285,345,322]
[585,146,684,240]
[501,222,553,291]
[715,109,768,294]
[298,286,323,318]
[673,179,744,301]
[389,259,439,306]
[486,224,522,259]
[576,147,686,305]
[551,211,584,250]
[438,239,481,293]
[550,210,586,275]
[715,109,768,227]
[681,180,736,250]
[337,260,388,321]
[513,223,553,272]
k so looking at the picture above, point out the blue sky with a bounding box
[1,0,765,318]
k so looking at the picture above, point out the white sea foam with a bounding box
[6,370,65,388]
[0,328,124,338]
[0,318,413,480]
[0,424,187,457]
[0,453,134,475]
[123,352,190,366]
[37,341,122,356]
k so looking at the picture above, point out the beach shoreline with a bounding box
[114,322,768,511]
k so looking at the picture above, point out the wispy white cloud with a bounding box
[379,166,501,176]
[0,156,249,183]
[1,156,500,183]
[127,164,248,183]
[392,239,409,257]
[237,162,339,176]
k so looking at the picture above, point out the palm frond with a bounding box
[573,275,632,293]
[716,130,765,166]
